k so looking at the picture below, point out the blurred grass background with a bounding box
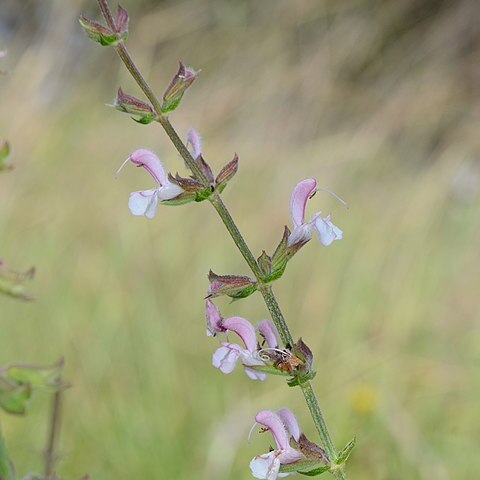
[1,0,479,478]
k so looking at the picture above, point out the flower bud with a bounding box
[79,15,127,46]
[113,88,157,124]
[207,271,257,300]
[257,250,272,278]
[161,62,199,113]
[113,5,129,35]
[215,153,239,190]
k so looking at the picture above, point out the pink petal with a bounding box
[258,320,279,348]
[186,128,202,159]
[222,316,258,352]
[205,299,224,336]
[129,149,167,185]
[290,179,317,227]
[276,408,301,442]
[255,410,289,450]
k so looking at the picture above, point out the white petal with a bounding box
[212,344,240,374]
[157,182,184,200]
[314,215,342,246]
[278,447,304,464]
[240,350,266,368]
[128,189,158,218]
[244,367,267,381]
[250,452,280,480]
[287,223,313,247]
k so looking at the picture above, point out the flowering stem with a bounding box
[258,284,293,346]
[96,1,347,476]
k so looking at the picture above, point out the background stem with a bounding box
[44,380,63,479]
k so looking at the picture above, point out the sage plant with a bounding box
[81,2,354,478]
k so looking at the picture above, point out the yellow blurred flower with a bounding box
[349,383,378,415]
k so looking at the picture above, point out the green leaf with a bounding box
[0,425,14,480]
[279,460,329,476]
[298,465,330,476]
[132,113,157,125]
[335,436,356,465]
[5,360,65,391]
[0,142,12,172]
[245,365,291,377]
[227,283,258,300]
[161,192,197,206]
[286,370,316,387]
[160,97,181,114]
[0,383,31,415]
[268,226,290,281]
[194,186,214,202]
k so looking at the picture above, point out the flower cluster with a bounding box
[206,299,280,381]
[119,127,345,478]
[79,7,354,477]
[250,409,304,479]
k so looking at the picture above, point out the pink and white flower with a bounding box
[206,301,280,381]
[250,409,304,479]
[212,316,267,380]
[288,179,343,247]
[117,149,184,218]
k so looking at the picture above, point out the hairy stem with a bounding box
[97,2,346,476]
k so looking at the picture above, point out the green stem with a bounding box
[96,2,347,477]
[258,284,293,346]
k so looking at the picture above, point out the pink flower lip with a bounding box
[290,178,317,227]
[255,410,289,450]
[186,128,202,159]
[205,299,225,336]
[222,316,258,352]
[128,148,167,185]
[258,320,279,349]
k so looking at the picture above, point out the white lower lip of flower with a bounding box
[129,189,158,218]
[314,216,343,246]
[157,182,184,200]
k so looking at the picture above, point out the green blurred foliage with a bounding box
[0,0,479,479]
